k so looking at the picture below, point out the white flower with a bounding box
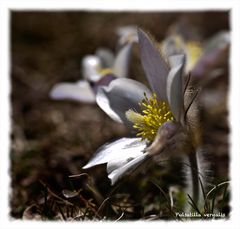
[116,25,138,47]
[83,29,187,185]
[49,27,138,104]
[161,25,229,78]
[189,30,229,79]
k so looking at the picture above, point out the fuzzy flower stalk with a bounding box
[83,28,205,208]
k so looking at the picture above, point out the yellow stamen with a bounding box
[186,41,202,71]
[172,35,183,49]
[126,110,144,124]
[126,93,174,141]
[98,68,113,76]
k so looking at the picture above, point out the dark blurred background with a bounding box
[11,11,229,219]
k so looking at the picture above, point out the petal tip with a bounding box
[82,162,93,169]
[49,84,64,99]
[137,28,150,44]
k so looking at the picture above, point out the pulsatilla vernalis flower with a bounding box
[50,26,137,104]
[116,25,138,47]
[161,21,229,80]
[83,29,199,185]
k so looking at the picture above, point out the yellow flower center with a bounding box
[186,41,202,71]
[126,93,174,142]
[98,68,113,76]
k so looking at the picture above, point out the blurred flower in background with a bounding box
[49,20,229,106]
[161,20,229,80]
[50,25,138,104]
[116,25,138,47]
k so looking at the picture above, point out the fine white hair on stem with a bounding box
[182,148,213,212]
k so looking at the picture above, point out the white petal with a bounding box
[96,78,152,126]
[116,25,138,46]
[167,54,185,121]
[113,43,133,78]
[50,80,96,103]
[108,153,149,185]
[203,31,230,51]
[82,137,147,169]
[168,54,186,68]
[138,28,169,101]
[161,35,185,58]
[95,48,115,68]
[82,55,102,82]
[107,157,131,174]
[116,25,137,39]
[191,31,229,78]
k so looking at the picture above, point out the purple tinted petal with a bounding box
[191,31,229,79]
[95,48,115,68]
[113,43,133,78]
[191,44,229,79]
[96,78,152,127]
[92,74,117,94]
[167,54,186,121]
[138,28,169,101]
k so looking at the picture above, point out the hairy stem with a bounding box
[187,152,200,207]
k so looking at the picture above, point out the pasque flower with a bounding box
[50,26,138,104]
[116,25,138,47]
[82,29,200,188]
[161,21,229,79]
